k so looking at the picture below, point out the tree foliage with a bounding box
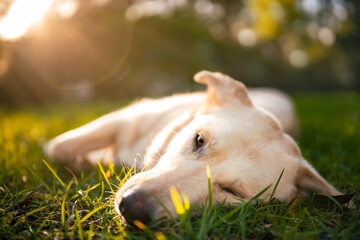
[0,0,358,104]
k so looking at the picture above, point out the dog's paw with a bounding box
[43,140,52,157]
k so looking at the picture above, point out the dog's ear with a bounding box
[295,160,342,197]
[194,71,252,107]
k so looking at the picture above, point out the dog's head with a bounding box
[115,71,341,225]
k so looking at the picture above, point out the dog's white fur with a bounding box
[47,71,342,222]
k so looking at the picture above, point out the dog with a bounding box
[46,71,345,224]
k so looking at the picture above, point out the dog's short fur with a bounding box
[47,71,343,224]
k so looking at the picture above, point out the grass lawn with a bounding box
[0,92,359,239]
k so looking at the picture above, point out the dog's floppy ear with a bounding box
[295,160,342,197]
[194,71,252,107]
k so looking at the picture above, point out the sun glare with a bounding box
[0,0,55,41]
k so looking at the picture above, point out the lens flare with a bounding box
[0,0,55,41]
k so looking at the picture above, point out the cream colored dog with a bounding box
[47,71,343,224]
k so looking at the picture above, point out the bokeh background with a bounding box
[0,0,359,105]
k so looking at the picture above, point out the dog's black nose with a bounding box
[119,190,152,224]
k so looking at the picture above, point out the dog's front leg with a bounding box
[45,111,123,169]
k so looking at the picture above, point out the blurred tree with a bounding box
[0,0,358,105]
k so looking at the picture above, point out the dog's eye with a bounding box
[222,187,238,196]
[194,133,205,150]
[221,186,245,199]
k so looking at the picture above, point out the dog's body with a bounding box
[47,71,343,224]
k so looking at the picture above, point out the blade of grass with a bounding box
[26,206,48,217]
[197,165,214,239]
[97,161,114,196]
[2,183,13,199]
[85,183,101,195]
[119,165,134,188]
[15,186,19,209]
[35,215,51,235]
[240,219,246,240]
[249,185,272,203]
[61,180,73,227]
[212,202,246,227]
[153,194,175,220]
[75,209,84,240]
[115,167,126,185]
[79,204,107,224]
[207,165,212,208]
[42,159,65,188]
[197,201,209,240]
[85,184,91,198]
[64,166,78,186]
[17,186,41,204]
[269,168,285,201]
[99,181,105,202]
[29,169,52,193]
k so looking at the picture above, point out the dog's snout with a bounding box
[119,189,152,224]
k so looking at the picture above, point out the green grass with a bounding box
[0,93,359,239]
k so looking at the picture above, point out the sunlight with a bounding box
[55,0,79,19]
[289,49,308,68]
[125,0,187,22]
[237,29,257,47]
[0,0,55,41]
